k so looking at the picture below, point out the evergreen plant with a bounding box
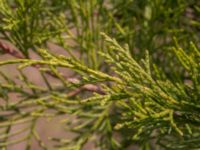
[0,0,199,149]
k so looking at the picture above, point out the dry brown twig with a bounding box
[0,40,105,97]
[0,40,24,58]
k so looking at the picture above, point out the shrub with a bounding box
[0,0,199,149]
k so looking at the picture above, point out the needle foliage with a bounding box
[0,0,199,150]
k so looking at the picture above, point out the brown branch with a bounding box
[0,41,24,59]
[67,84,105,97]
[0,40,106,96]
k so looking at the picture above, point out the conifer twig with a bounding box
[0,40,105,96]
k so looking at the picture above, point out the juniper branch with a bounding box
[0,40,105,97]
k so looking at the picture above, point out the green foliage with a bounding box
[0,0,199,149]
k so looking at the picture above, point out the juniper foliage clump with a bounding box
[0,0,200,150]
